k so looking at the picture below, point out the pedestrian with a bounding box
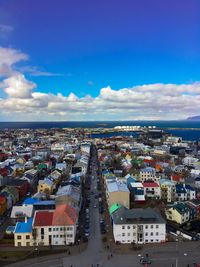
[68,250,71,255]
[110,253,113,258]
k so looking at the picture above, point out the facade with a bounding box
[32,204,78,246]
[106,181,130,209]
[142,182,161,199]
[159,179,176,203]
[112,206,166,244]
[14,218,33,247]
[165,203,190,224]
[139,167,159,183]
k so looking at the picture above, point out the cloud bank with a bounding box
[0,46,200,121]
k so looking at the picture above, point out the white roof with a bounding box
[130,182,143,188]
[11,205,33,218]
[107,181,129,193]
[134,195,145,201]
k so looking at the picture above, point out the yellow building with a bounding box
[37,179,54,195]
[165,203,190,224]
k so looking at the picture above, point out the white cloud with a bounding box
[19,66,64,77]
[2,73,36,98]
[0,47,28,69]
[1,46,200,121]
[0,24,13,33]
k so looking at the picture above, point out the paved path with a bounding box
[4,146,200,267]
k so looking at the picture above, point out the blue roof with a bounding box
[23,198,39,205]
[6,226,15,233]
[175,184,187,194]
[33,200,55,206]
[127,177,136,187]
[15,218,33,233]
[185,184,195,191]
[141,167,155,172]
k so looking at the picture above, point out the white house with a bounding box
[140,167,159,183]
[142,182,161,199]
[112,206,166,244]
[32,204,78,246]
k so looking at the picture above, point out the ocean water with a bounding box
[0,120,200,129]
[0,120,200,141]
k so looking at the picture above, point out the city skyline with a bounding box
[1,0,200,121]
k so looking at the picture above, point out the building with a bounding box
[106,181,130,209]
[14,218,33,246]
[139,167,159,183]
[112,206,166,244]
[142,182,161,199]
[128,182,145,202]
[159,179,176,203]
[165,203,190,224]
[32,204,78,246]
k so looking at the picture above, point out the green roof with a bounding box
[109,203,122,215]
[38,163,47,170]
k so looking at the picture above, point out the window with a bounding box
[145,225,148,229]
[145,233,148,236]
[41,228,44,235]
[18,242,21,246]
[26,235,30,239]
[122,233,125,237]
[17,236,21,240]
[26,242,30,246]
[156,232,159,236]
[127,226,130,229]
[133,225,136,229]
[127,233,130,236]
[156,225,159,229]
[145,240,148,243]
[151,239,153,242]
[56,228,59,231]
[150,232,153,236]
[122,226,125,229]
[49,228,52,232]
[150,225,153,229]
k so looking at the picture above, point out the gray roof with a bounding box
[112,206,165,225]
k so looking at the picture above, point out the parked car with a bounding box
[139,257,152,265]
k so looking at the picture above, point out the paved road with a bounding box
[4,146,200,267]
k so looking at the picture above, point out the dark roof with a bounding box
[112,206,165,225]
[7,179,27,186]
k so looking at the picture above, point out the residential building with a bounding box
[112,206,166,244]
[165,203,190,224]
[106,181,130,209]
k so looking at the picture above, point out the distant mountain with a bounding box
[187,116,200,121]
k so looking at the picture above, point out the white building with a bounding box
[32,204,78,246]
[140,167,159,183]
[182,156,199,167]
[112,206,166,244]
[142,182,161,199]
[14,218,33,247]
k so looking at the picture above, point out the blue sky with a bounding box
[0,0,200,121]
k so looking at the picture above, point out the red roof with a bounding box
[52,204,77,226]
[171,174,184,182]
[142,182,159,188]
[33,211,54,227]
